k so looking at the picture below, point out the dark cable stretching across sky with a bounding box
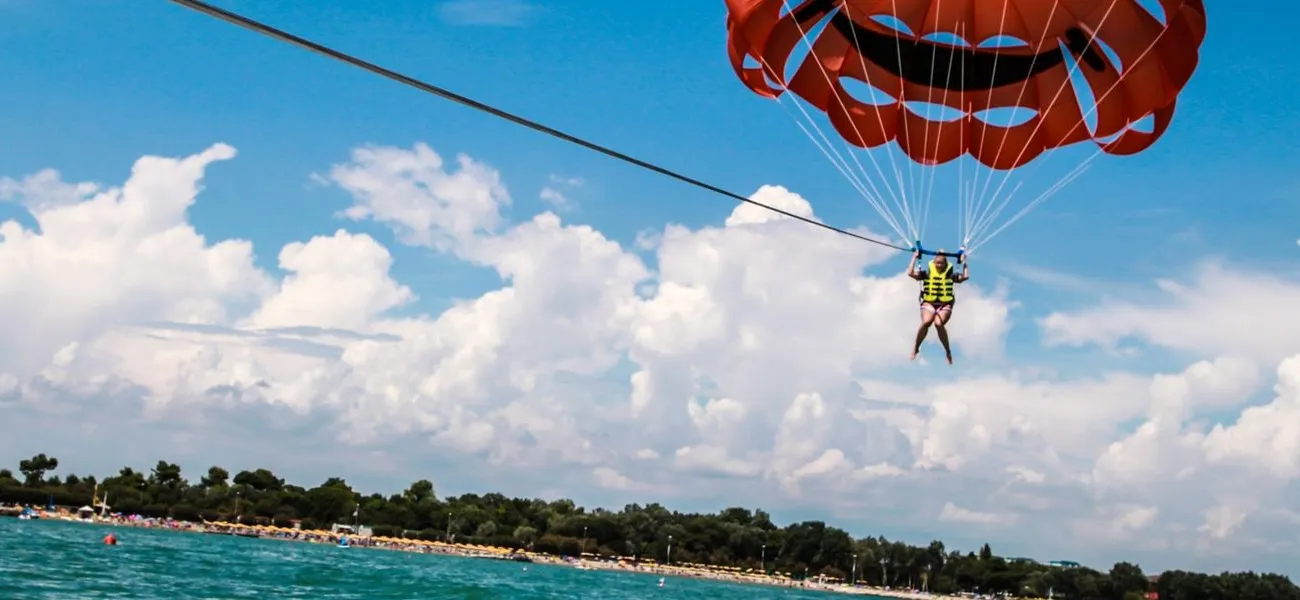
[164,0,914,254]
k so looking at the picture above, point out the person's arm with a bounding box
[955,258,970,283]
[907,251,923,280]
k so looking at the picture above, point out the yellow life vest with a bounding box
[921,259,954,303]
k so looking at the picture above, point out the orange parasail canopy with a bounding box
[724,0,1207,169]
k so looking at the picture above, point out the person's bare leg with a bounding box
[912,306,936,359]
[934,306,954,364]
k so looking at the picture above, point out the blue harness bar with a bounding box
[913,241,966,263]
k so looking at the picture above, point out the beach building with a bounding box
[331,523,373,537]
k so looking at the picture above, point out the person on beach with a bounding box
[907,249,969,364]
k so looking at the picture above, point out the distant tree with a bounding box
[0,469,19,486]
[149,461,185,488]
[108,467,147,490]
[304,478,355,525]
[1109,561,1148,600]
[403,479,436,504]
[18,454,58,486]
[232,468,284,493]
[513,525,538,544]
[200,466,229,489]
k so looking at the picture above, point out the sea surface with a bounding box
[0,518,857,599]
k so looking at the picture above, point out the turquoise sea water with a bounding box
[0,518,860,599]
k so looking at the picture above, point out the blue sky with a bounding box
[4,0,1300,574]
[5,0,1295,299]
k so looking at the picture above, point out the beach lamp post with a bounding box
[852,553,858,585]
[880,558,887,587]
[667,534,673,565]
[761,544,766,573]
[581,525,588,555]
[446,512,452,542]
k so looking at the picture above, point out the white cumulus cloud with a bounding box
[3,142,1300,576]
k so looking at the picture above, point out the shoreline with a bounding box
[568,558,951,598]
[6,512,962,599]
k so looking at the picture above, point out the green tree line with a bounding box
[2,453,1297,600]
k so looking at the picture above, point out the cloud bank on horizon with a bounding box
[1,142,1299,575]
